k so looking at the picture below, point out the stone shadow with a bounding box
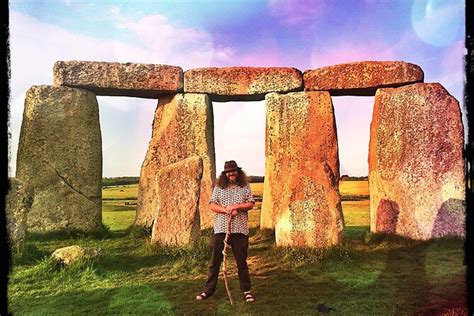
[375,199,400,233]
[431,198,465,238]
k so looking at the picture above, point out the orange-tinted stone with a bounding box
[135,93,215,229]
[151,157,202,246]
[304,61,423,96]
[369,83,465,239]
[262,91,344,248]
[184,67,303,101]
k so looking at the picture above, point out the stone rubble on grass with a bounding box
[51,245,101,265]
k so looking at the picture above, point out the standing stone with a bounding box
[184,67,303,101]
[16,86,102,232]
[262,92,344,248]
[6,178,33,253]
[136,93,215,229]
[54,61,183,98]
[151,156,202,246]
[304,61,424,96]
[369,83,465,239]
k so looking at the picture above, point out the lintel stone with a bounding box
[304,61,424,96]
[54,61,183,98]
[184,67,303,101]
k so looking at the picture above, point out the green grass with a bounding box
[8,183,466,314]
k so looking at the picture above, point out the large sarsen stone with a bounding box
[262,92,344,248]
[369,83,465,239]
[54,61,183,98]
[304,61,423,96]
[16,85,102,232]
[136,93,215,229]
[184,67,303,101]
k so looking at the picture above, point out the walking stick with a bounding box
[222,214,233,305]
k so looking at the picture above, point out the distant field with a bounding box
[102,184,139,200]
[339,180,369,196]
[249,182,264,197]
[102,181,370,232]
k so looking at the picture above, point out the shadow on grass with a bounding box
[10,283,176,315]
[10,226,466,314]
[343,225,369,241]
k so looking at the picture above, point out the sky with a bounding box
[8,0,466,177]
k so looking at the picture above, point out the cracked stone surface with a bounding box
[304,61,424,96]
[262,92,344,248]
[54,61,183,98]
[136,93,215,229]
[16,85,102,232]
[369,83,465,239]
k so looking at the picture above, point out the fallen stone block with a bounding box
[51,245,101,266]
[151,156,202,246]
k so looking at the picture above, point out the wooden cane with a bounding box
[222,214,234,305]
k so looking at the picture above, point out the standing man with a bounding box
[196,160,256,302]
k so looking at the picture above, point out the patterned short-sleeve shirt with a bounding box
[209,184,255,235]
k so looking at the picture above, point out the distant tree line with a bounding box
[102,177,140,187]
[340,175,368,181]
[102,175,265,187]
[248,176,264,183]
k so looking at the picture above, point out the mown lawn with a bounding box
[8,182,466,314]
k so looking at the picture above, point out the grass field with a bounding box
[8,181,466,314]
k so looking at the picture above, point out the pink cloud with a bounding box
[268,0,329,25]
[310,40,396,69]
[440,40,465,73]
[212,37,287,67]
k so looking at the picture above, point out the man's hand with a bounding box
[225,205,238,216]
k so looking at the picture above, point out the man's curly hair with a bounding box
[216,169,249,188]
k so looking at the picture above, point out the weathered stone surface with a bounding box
[262,92,344,248]
[369,83,465,239]
[54,61,183,98]
[184,67,303,101]
[51,245,100,265]
[6,178,33,253]
[151,156,202,246]
[136,93,215,229]
[16,85,102,232]
[304,61,424,96]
